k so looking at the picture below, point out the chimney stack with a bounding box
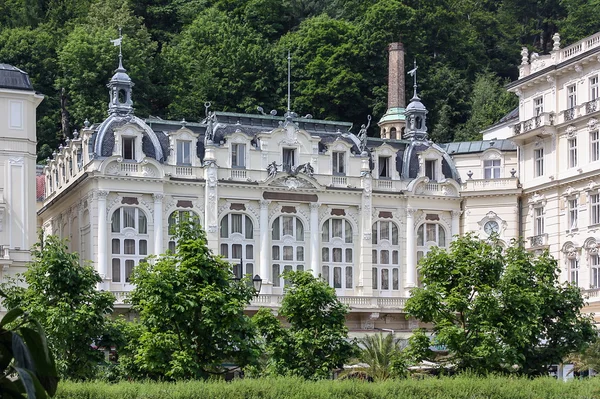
[378,43,407,140]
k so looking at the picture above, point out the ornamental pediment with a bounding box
[268,175,320,191]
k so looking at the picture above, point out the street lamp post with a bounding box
[235,257,262,295]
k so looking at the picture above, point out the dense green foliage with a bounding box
[341,333,408,381]
[54,376,600,398]
[123,221,259,380]
[405,234,596,376]
[1,0,599,159]
[254,271,356,379]
[1,235,114,381]
[0,306,59,398]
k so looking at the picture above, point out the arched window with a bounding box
[372,220,400,291]
[390,127,397,139]
[321,218,353,289]
[220,213,255,279]
[416,223,447,262]
[111,207,149,284]
[167,210,198,252]
[272,215,304,287]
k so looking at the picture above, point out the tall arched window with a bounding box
[272,215,304,287]
[372,220,400,291]
[416,223,447,263]
[111,207,148,284]
[167,210,198,252]
[321,218,353,289]
[220,213,255,279]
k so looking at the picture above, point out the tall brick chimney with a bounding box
[378,42,407,139]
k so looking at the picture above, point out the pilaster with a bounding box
[310,202,320,278]
[259,199,272,293]
[405,207,417,289]
[153,193,164,256]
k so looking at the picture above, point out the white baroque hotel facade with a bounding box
[1,31,600,331]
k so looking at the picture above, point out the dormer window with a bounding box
[332,151,345,175]
[283,148,296,172]
[232,143,246,168]
[122,136,135,160]
[425,160,437,181]
[378,156,391,179]
[177,140,191,165]
[483,159,500,179]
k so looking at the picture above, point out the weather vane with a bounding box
[407,59,418,99]
[110,27,123,68]
[287,50,292,114]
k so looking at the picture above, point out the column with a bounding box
[259,199,270,285]
[310,203,320,278]
[405,207,416,288]
[451,210,461,239]
[96,190,109,281]
[153,193,164,256]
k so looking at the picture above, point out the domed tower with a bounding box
[107,36,134,116]
[378,42,406,140]
[404,61,428,141]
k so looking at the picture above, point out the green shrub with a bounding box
[56,375,600,399]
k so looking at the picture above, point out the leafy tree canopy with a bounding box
[405,234,596,376]
[254,271,356,379]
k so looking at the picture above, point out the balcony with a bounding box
[331,175,348,187]
[511,113,554,142]
[462,177,521,194]
[120,162,139,173]
[563,108,575,122]
[230,169,247,180]
[586,99,599,115]
[528,233,548,249]
[175,166,193,176]
[377,179,393,190]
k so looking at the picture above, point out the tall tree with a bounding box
[405,234,596,376]
[254,271,356,379]
[1,235,115,380]
[125,220,259,380]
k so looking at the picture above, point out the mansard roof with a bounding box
[441,139,517,155]
[0,64,34,91]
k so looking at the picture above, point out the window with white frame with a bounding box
[591,75,599,101]
[568,138,577,168]
[321,218,353,289]
[534,148,544,177]
[176,140,191,165]
[591,131,600,162]
[425,160,436,181]
[534,96,544,116]
[534,207,544,235]
[567,84,577,109]
[332,151,346,175]
[122,136,135,160]
[220,213,254,279]
[416,223,447,265]
[282,148,296,171]
[483,159,501,179]
[168,210,198,252]
[569,258,579,286]
[111,207,148,284]
[232,143,246,168]
[591,253,600,288]
[371,220,400,291]
[271,215,304,287]
[378,156,391,179]
[591,193,600,225]
[568,198,578,230]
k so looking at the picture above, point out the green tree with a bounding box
[405,234,596,376]
[125,220,259,380]
[0,306,59,398]
[2,234,115,380]
[342,333,407,381]
[254,271,356,379]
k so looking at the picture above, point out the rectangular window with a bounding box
[534,148,544,177]
[483,159,501,179]
[568,198,578,230]
[534,96,544,116]
[345,266,352,289]
[378,156,391,178]
[425,160,436,181]
[567,84,577,109]
[592,255,600,288]
[534,207,544,235]
[332,151,345,175]
[232,143,246,168]
[282,148,296,171]
[9,101,23,129]
[122,137,135,160]
[125,260,134,283]
[592,131,600,162]
[112,259,120,283]
[592,194,600,225]
[569,258,579,286]
[568,138,578,168]
[591,75,599,101]
[177,140,191,165]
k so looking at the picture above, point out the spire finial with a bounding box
[287,50,292,113]
[407,59,418,99]
[110,27,124,70]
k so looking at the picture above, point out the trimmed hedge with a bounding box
[56,376,600,399]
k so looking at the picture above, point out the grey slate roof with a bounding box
[0,64,34,91]
[440,139,516,155]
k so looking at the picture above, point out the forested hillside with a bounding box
[1,0,599,160]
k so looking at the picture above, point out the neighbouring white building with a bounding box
[5,30,600,333]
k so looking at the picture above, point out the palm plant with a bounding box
[341,333,407,381]
[566,337,600,375]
